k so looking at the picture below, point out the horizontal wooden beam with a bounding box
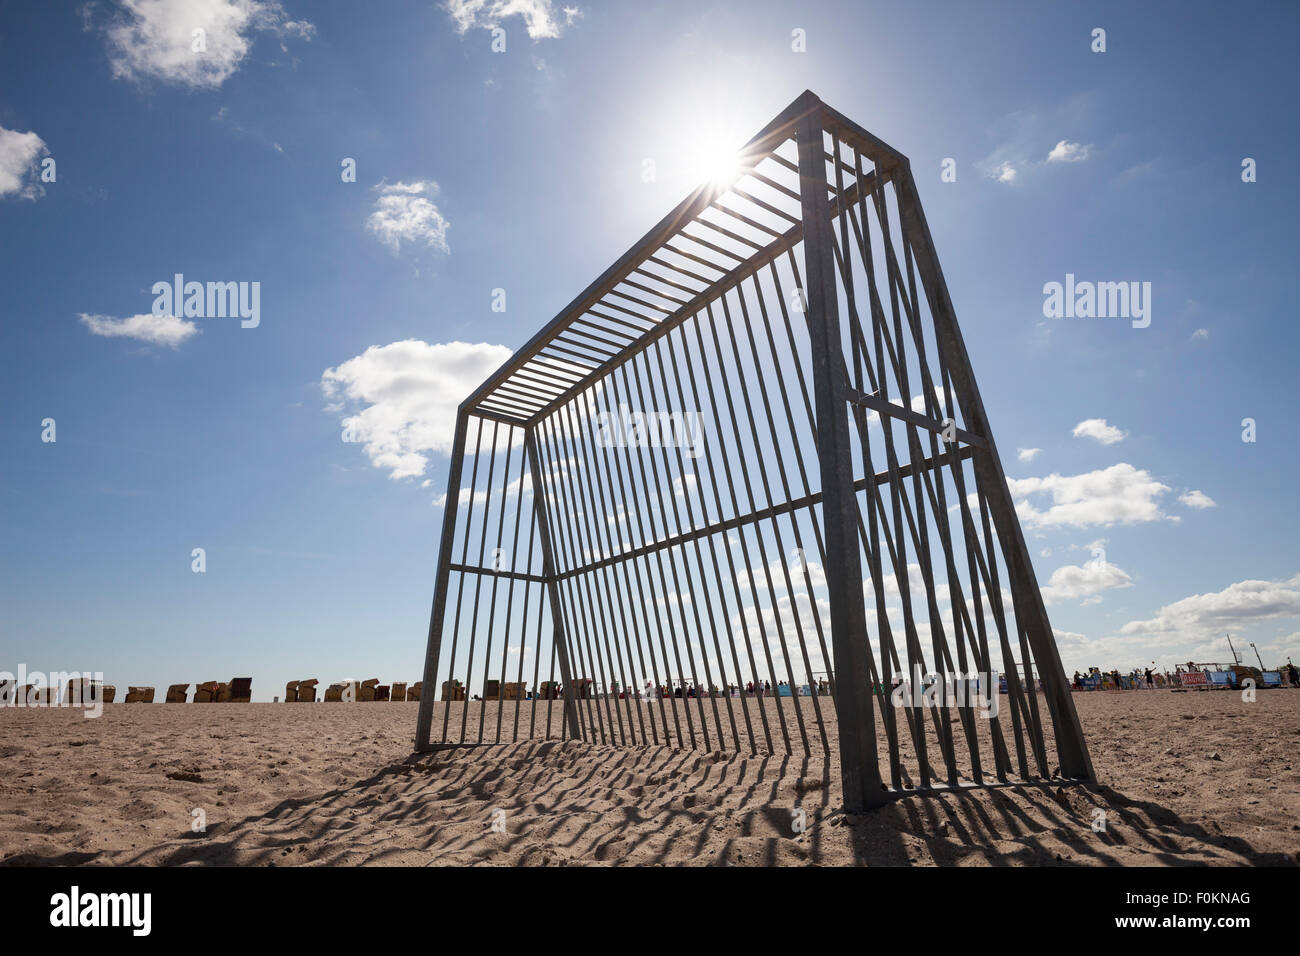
[554,444,974,582]
[448,562,548,584]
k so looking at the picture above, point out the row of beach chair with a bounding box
[148,678,256,703]
[8,681,143,704]
[288,679,522,701]
[96,679,251,704]
[7,676,435,704]
[285,679,424,702]
[4,678,251,704]
[179,678,253,703]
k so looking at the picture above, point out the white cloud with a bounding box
[1046,140,1091,163]
[855,387,944,428]
[731,589,831,679]
[78,312,199,348]
[1121,573,1300,638]
[0,125,50,200]
[1008,463,1170,529]
[366,180,450,255]
[1017,447,1040,463]
[1052,580,1300,675]
[321,340,511,481]
[910,385,946,416]
[101,0,315,89]
[445,0,578,40]
[1041,560,1133,605]
[1052,628,1089,648]
[1178,489,1217,509]
[433,471,532,509]
[978,96,1096,187]
[1190,328,1209,342]
[1072,417,1126,445]
[737,558,828,598]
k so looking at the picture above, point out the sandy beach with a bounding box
[2,690,1297,866]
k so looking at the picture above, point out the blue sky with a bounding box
[2,0,1298,700]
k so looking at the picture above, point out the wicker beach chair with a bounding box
[63,678,104,705]
[390,681,408,702]
[229,677,252,703]
[296,679,318,702]
[165,683,189,703]
[125,686,155,703]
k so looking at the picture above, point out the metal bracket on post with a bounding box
[415,411,470,752]
[795,92,887,810]
[524,427,585,742]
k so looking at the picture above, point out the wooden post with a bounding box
[415,411,470,752]
[795,92,887,810]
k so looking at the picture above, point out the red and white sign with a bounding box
[1180,670,1209,688]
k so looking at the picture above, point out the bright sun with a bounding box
[649,94,759,193]
[680,130,746,189]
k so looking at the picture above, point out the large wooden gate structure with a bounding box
[414,91,1093,809]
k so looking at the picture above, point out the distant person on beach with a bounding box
[1144,668,1154,688]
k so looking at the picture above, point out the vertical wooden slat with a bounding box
[525,428,584,742]
[893,163,1094,782]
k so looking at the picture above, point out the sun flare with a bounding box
[679,129,747,189]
